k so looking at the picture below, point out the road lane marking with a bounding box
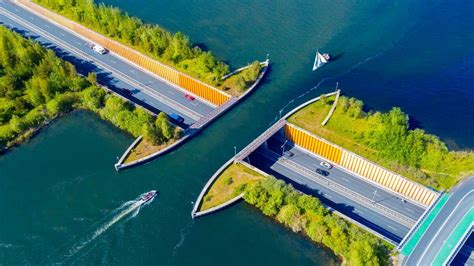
[0,7,204,121]
[59,32,65,36]
[406,208,415,213]
[387,225,398,231]
[110,59,117,64]
[415,190,474,265]
[325,194,333,199]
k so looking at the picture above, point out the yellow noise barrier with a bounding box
[284,124,342,164]
[284,123,437,206]
[20,0,230,106]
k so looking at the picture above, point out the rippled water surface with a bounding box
[1,0,473,264]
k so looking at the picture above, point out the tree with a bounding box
[141,123,159,145]
[87,72,97,85]
[9,115,27,133]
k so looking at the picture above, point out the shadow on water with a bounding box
[329,52,344,62]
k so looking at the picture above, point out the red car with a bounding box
[184,94,195,101]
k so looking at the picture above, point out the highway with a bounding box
[403,176,474,265]
[0,1,215,126]
[246,136,427,242]
[267,136,425,221]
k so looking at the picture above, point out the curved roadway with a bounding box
[403,176,474,265]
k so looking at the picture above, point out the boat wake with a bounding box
[52,192,156,265]
[173,220,194,256]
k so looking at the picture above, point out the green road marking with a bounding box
[401,194,450,256]
[433,208,474,265]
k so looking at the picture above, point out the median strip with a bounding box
[0,6,203,121]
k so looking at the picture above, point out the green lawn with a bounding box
[288,96,474,190]
[199,163,265,212]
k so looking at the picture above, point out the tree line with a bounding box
[327,96,474,189]
[0,26,176,151]
[33,0,230,86]
[242,176,392,266]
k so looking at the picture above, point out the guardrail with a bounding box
[16,0,231,106]
[234,119,286,162]
[397,191,446,250]
[445,223,473,265]
[260,150,416,227]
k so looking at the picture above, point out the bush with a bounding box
[243,176,391,264]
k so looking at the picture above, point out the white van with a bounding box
[92,44,106,54]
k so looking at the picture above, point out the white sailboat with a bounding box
[312,49,330,71]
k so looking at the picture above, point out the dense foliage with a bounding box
[33,0,229,86]
[290,95,474,189]
[329,97,474,189]
[0,26,175,151]
[243,176,392,265]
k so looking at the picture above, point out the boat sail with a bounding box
[312,49,330,71]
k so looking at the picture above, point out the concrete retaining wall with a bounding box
[284,122,438,207]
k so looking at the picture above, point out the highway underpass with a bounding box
[0,1,215,127]
[243,133,426,243]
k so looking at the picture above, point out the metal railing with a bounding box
[235,119,286,162]
[260,150,416,227]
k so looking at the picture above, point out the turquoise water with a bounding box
[1,0,473,264]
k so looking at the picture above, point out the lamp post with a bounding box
[281,140,288,156]
[371,189,378,203]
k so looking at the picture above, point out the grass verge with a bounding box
[199,163,265,212]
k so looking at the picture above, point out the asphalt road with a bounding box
[0,1,215,126]
[267,136,425,221]
[248,145,413,243]
[404,176,474,265]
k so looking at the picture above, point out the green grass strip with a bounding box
[432,208,474,265]
[401,194,450,256]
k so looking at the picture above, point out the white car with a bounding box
[319,161,332,169]
[91,44,106,54]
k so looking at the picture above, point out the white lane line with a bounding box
[325,194,334,199]
[110,59,117,64]
[357,210,364,215]
[387,225,398,231]
[59,32,65,36]
[191,102,198,106]
[28,16,34,20]
[44,24,50,28]
[169,91,175,95]
[341,177,349,182]
[416,190,474,264]
[406,208,415,213]
[0,8,203,121]
[148,80,154,84]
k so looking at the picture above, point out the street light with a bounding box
[281,140,288,155]
[279,110,283,119]
[234,146,237,157]
[371,189,378,203]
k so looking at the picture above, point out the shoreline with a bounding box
[114,60,270,171]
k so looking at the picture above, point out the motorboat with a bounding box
[140,190,157,204]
